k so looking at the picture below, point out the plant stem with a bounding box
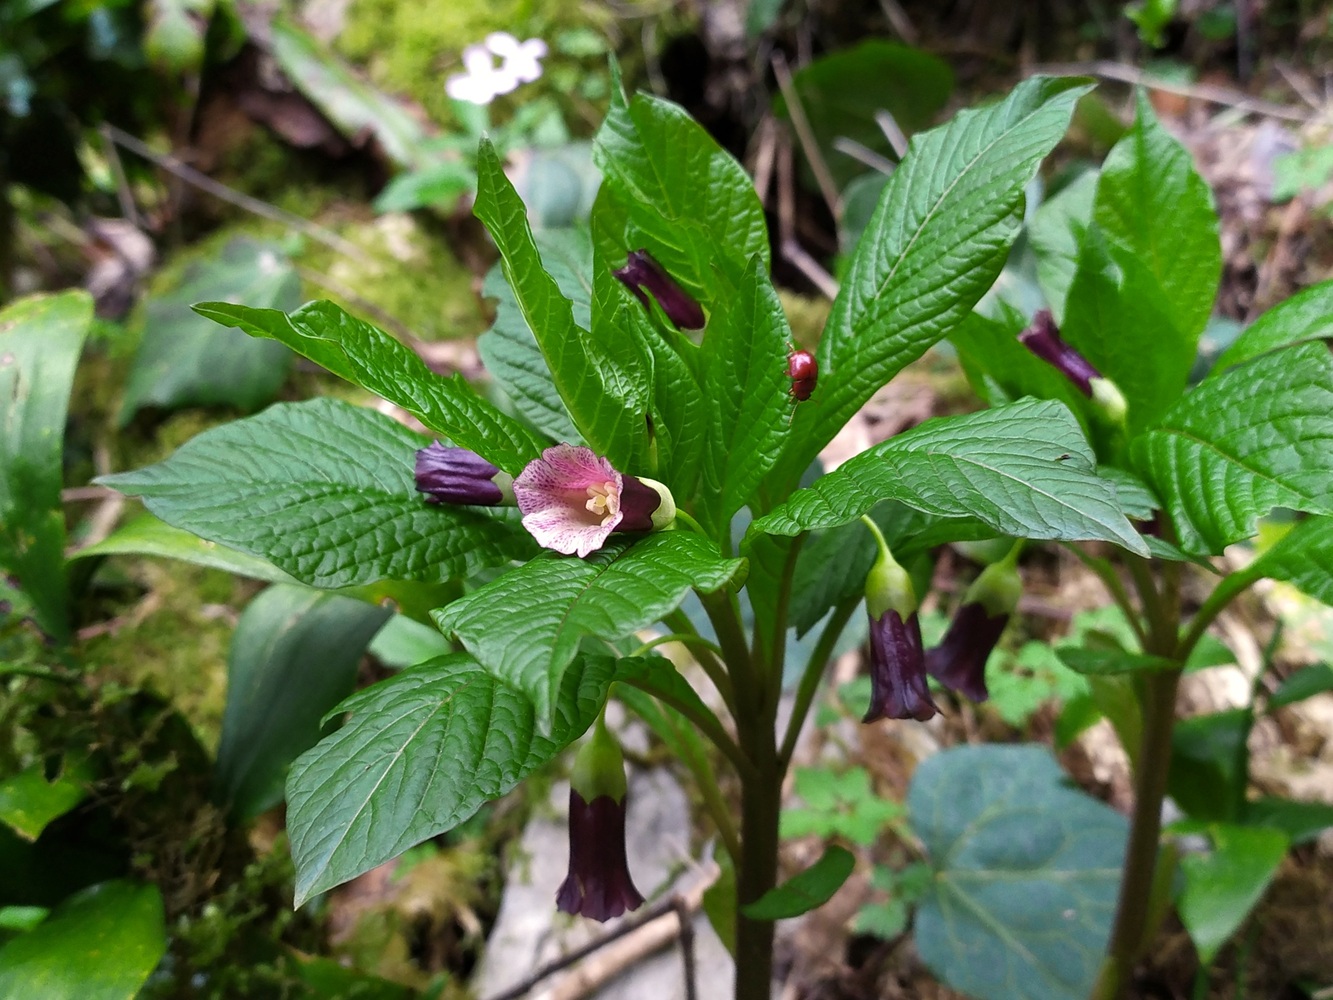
[619,675,756,785]
[779,597,859,768]
[1177,569,1257,661]
[1095,559,1183,1000]
[655,700,743,864]
[630,632,724,659]
[1066,546,1148,647]
[664,609,737,711]
[734,687,782,1000]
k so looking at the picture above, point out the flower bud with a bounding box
[556,715,644,922]
[415,443,514,506]
[1017,309,1102,395]
[613,250,706,330]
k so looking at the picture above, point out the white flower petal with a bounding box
[485,31,522,56]
[462,43,497,76]
[445,73,497,104]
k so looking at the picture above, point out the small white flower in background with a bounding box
[445,32,548,105]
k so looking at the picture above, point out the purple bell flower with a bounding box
[613,250,706,330]
[415,443,513,506]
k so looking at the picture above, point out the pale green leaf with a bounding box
[1179,824,1287,965]
[1027,170,1097,324]
[477,230,585,442]
[0,291,91,640]
[285,652,614,905]
[432,532,743,722]
[120,237,297,422]
[0,880,165,1000]
[770,77,1090,492]
[0,756,92,841]
[1133,342,1333,554]
[73,513,296,583]
[192,299,545,476]
[1213,278,1333,372]
[270,20,429,169]
[699,255,793,533]
[754,398,1148,555]
[593,78,768,306]
[741,846,855,920]
[1244,516,1333,605]
[215,585,392,820]
[475,139,651,467]
[909,745,1127,1000]
[97,398,532,588]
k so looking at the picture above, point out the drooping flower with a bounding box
[415,443,514,506]
[513,444,675,557]
[1018,309,1128,423]
[925,545,1023,704]
[861,518,937,723]
[556,714,644,922]
[613,250,706,330]
[865,607,935,723]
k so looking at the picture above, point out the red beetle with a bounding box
[787,349,817,402]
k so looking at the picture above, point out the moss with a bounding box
[300,212,486,340]
[335,0,614,132]
[80,559,249,754]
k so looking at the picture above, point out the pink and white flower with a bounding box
[513,444,673,558]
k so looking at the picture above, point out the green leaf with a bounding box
[475,141,651,467]
[285,652,613,906]
[215,585,392,820]
[1056,648,1178,676]
[1213,279,1333,372]
[1243,797,1333,845]
[73,513,295,584]
[121,240,297,422]
[1133,342,1333,554]
[476,230,586,442]
[1027,170,1097,324]
[741,846,855,920]
[1246,516,1333,606]
[367,614,451,670]
[0,291,91,640]
[0,880,166,1000]
[771,76,1091,492]
[97,398,532,589]
[433,532,743,723]
[613,655,717,733]
[0,756,92,841]
[1082,91,1220,358]
[1267,662,1333,709]
[754,398,1148,555]
[1179,823,1287,965]
[593,77,769,306]
[698,256,793,534]
[909,744,1128,1000]
[192,299,545,476]
[1168,709,1250,822]
[269,20,429,169]
[1057,93,1221,435]
[777,40,954,188]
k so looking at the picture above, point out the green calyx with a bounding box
[638,476,677,531]
[1090,376,1128,426]
[963,540,1024,617]
[861,516,917,620]
[569,712,628,803]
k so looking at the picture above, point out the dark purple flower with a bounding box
[864,609,937,723]
[613,250,706,330]
[556,714,643,922]
[925,602,1007,703]
[556,788,645,922]
[415,443,513,506]
[1018,309,1102,396]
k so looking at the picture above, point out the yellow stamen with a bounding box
[584,481,621,525]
